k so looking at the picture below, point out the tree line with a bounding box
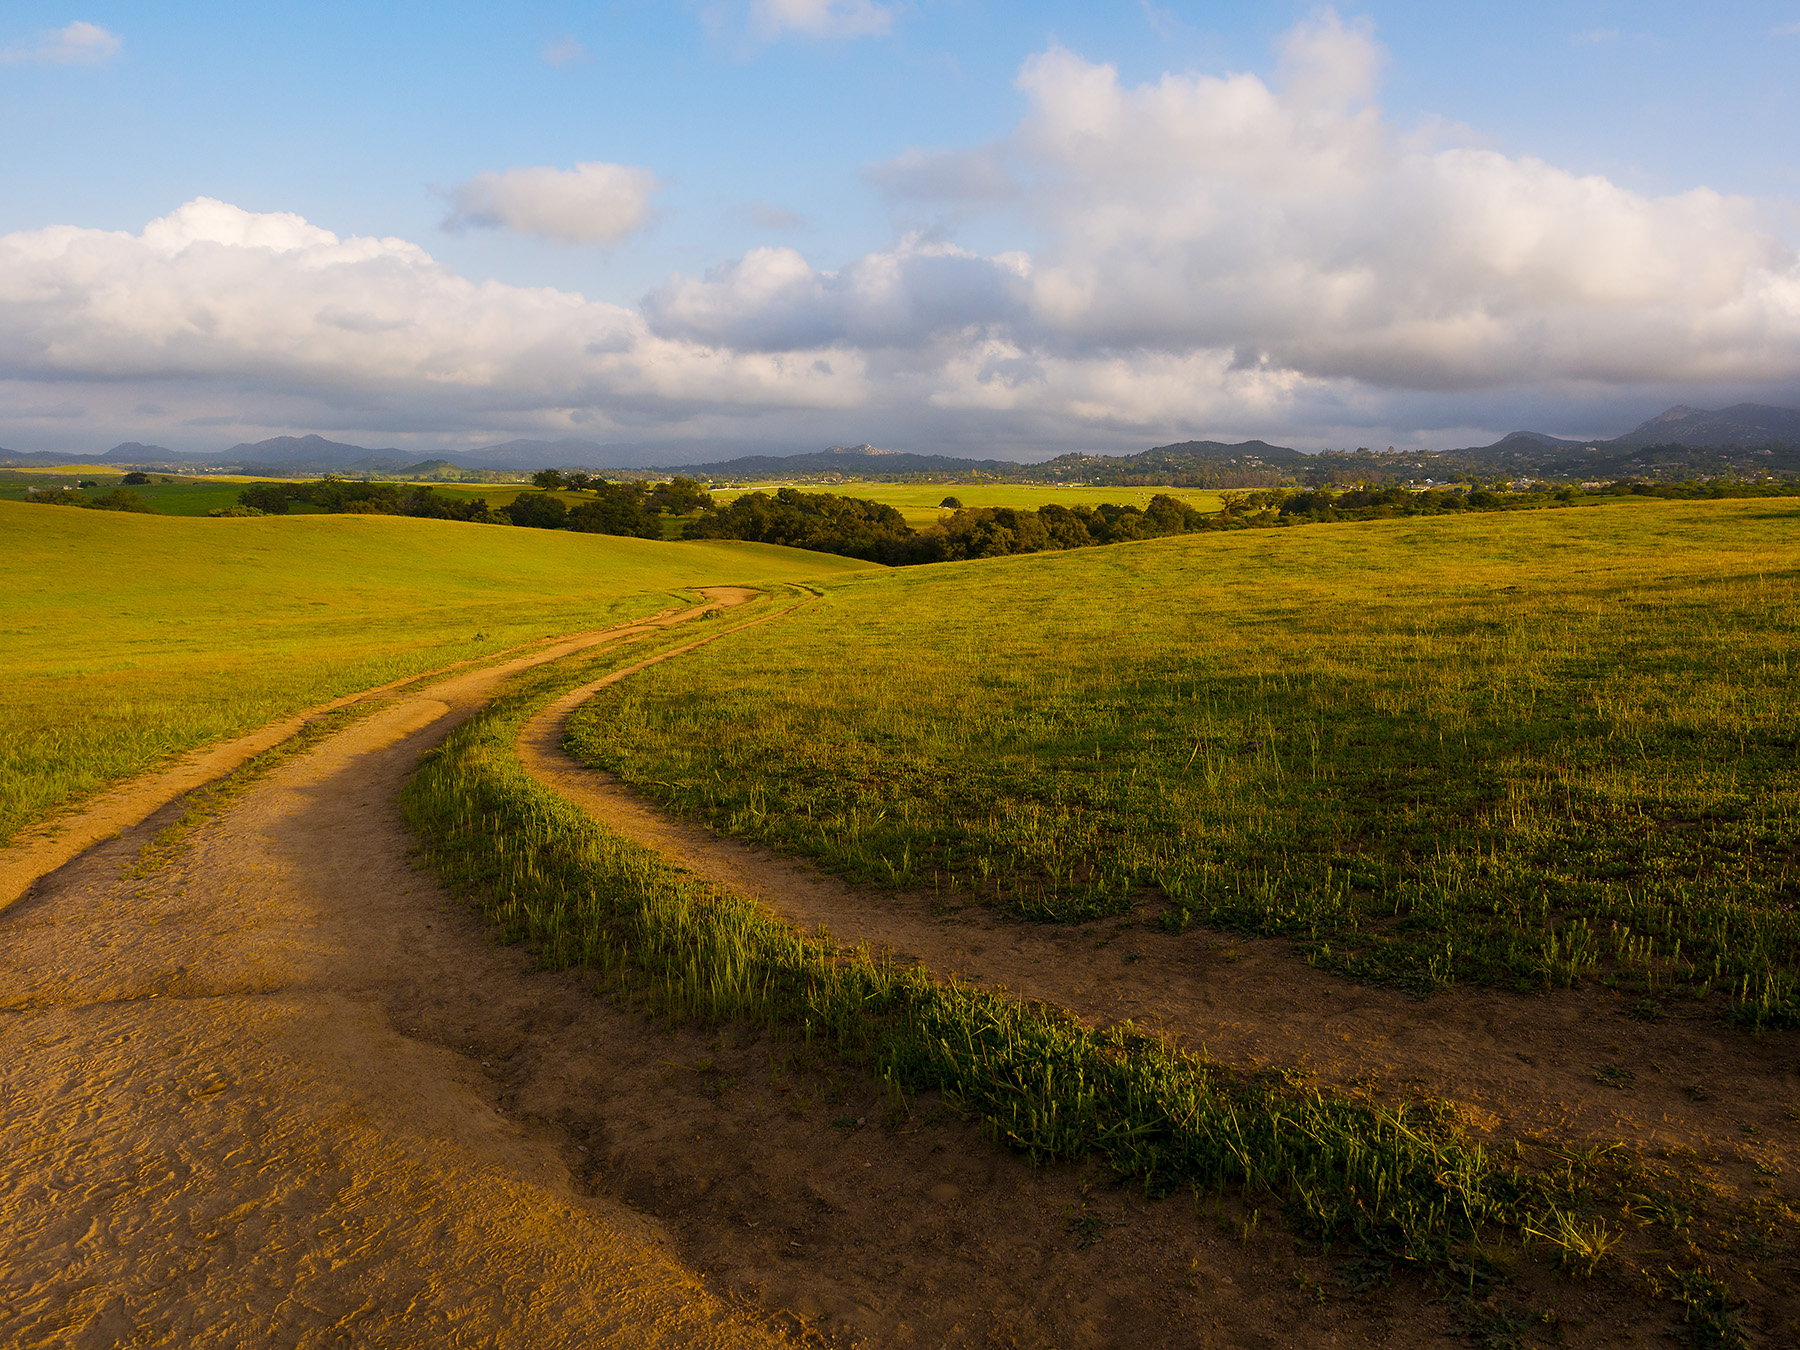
[681,478,1800,566]
[215,470,1800,559]
[233,473,713,537]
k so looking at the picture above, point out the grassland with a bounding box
[402,621,1622,1282]
[0,501,871,845]
[565,496,1800,1023]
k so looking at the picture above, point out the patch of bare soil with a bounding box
[518,640,1800,1344]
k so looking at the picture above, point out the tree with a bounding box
[648,476,712,515]
[939,496,962,509]
[238,483,291,514]
[505,493,569,528]
[531,468,567,490]
[563,471,593,492]
[568,481,659,537]
[121,471,151,485]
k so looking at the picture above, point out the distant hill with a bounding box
[652,443,1026,481]
[1610,403,1800,448]
[102,441,187,463]
[225,434,414,471]
[1015,440,1301,488]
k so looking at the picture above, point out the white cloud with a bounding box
[1,19,121,66]
[749,0,893,40]
[541,37,589,66]
[0,199,869,435]
[707,9,1800,397]
[442,162,659,245]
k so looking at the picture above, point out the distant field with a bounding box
[0,471,255,516]
[0,502,871,845]
[567,496,1800,1020]
[709,480,1225,528]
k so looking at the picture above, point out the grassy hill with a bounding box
[0,502,872,844]
[567,494,1800,1019]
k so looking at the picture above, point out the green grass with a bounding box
[563,496,1800,1022]
[402,628,1626,1279]
[710,479,1224,529]
[0,501,871,845]
[0,471,267,516]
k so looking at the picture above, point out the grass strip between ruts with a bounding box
[398,640,1680,1281]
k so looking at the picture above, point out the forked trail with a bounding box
[517,601,1799,1202]
[4,584,1789,1347]
[6,586,1432,1350]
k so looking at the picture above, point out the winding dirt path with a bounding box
[516,611,1800,1242]
[0,594,746,914]
[7,579,1790,1346]
[0,592,801,1350]
[3,584,1455,1350]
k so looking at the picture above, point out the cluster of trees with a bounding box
[235,473,716,538]
[24,486,156,513]
[680,488,1223,564]
[238,479,508,522]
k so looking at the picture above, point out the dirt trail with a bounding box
[517,625,1800,1216]
[0,593,747,914]
[1,583,1461,1350]
[0,591,800,1350]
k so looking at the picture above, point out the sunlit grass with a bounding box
[0,501,870,843]
[566,496,1800,1022]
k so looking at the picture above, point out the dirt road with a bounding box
[0,597,799,1350]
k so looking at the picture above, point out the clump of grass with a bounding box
[563,499,1800,1022]
[402,642,1645,1288]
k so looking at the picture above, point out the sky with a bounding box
[2,1,1799,462]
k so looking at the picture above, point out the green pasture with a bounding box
[567,496,1800,1020]
[0,502,871,845]
[0,471,294,516]
[709,479,1225,528]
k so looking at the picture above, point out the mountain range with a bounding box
[3,403,1798,482]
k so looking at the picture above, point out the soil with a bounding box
[4,588,1793,1347]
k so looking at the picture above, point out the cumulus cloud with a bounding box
[749,0,893,40]
[1,19,121,66]
[697,9,1800,396]
[442,162,659,245]
[0,198,865,429]
[645,239,1032,350]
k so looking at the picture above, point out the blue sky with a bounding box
[3,2,1799,460]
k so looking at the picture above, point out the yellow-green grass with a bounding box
[403,627,1635,1288]
[567,496,1800,1021]
[0,501,872,845]
[709,480,1225,528]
